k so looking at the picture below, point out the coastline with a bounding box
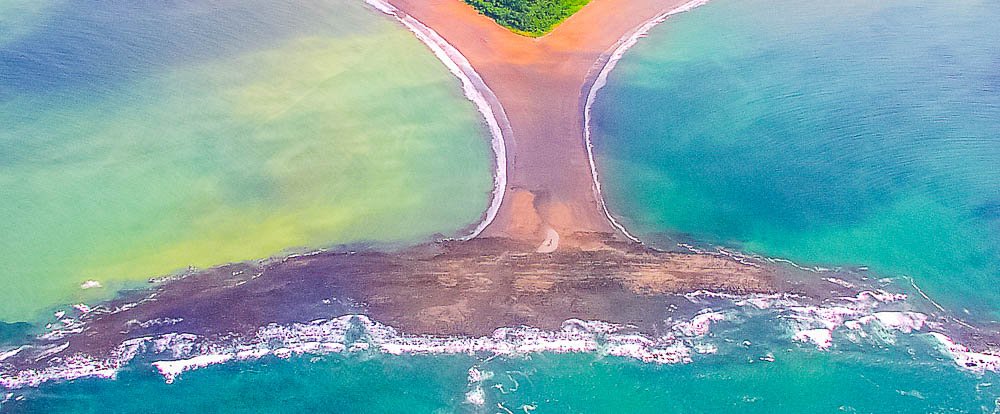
[2,250,997,389]
[381,0,706,246]
[372,0,883,285]
[364,0,511,240]
[3,0,1000,398]
[0,235,778,388]
[370,0,709,246]
[582,0,712,244]
[367,0,975,332]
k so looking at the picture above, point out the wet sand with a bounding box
[385,0,696,246]
[9,236,996,381]
[13,236,778,360]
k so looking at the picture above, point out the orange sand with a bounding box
[387,0,692,247]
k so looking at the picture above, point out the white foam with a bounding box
[0,346,28,362]
[779,293,928,351]
[823,277,855,289]
[794,328,833,349]
[606,340,692,364]
[786,305,861,330]
[125,317,183,330]
[858,312,927,333]
[741,295,802,310]
[685,290,802,309]
[152,354,234,384]
[672,310,726,337]
[693,344,718,354]
[692,288,935,353]
[467,366,486,383]
[839,311,929,345]
[33,342,70,361]
[465,386,486,406]
[79,280,102,289]
[0,313,713,389]
[0,354,119,389]
[235,347,271,360]
[364,0,509,241]
[38,326,83,342]
[0,289,990,389]
[929,332,1000,374]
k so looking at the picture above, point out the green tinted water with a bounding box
[0,0,493,322]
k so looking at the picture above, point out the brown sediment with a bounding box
[32,236,777,359]
[8,238,1000,383]
[384,0,696,246]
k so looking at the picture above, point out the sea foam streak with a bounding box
[583,0,712,243]
[929,333,1000,375]
[153,354,233,384]
[0,315,715,389]
[683,288,1000,371]
[3,288,997,390]
[364,0,510,241]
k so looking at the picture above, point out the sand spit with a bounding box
[378,0,704,248]
[5,0,1000,393]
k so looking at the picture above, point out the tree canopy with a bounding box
[464,0,590,37]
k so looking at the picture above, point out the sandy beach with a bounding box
[384,0,696,247]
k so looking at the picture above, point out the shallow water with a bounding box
[0,0,493,322]
[593,0,1000,320]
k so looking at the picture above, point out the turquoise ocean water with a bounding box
[5,319,1000,413]
[4,0,1000,412]
[593,0,1000,320]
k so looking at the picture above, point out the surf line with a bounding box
[364,0,511,241]
[583,0,711,244]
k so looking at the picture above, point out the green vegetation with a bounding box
[464,0,590,37]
